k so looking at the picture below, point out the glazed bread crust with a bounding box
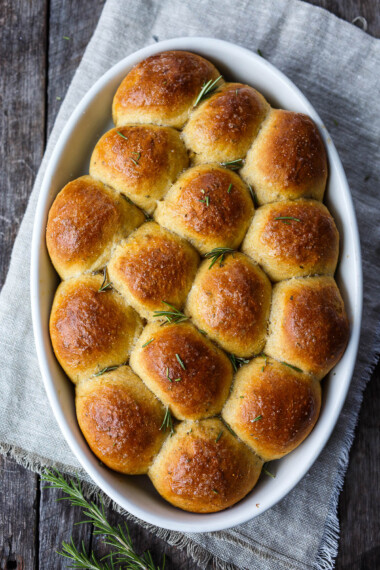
[185,253,272,357]
[240,109,328,205]
[76,366,167,474]
[222,357,321,461]
[154,164,254,254]
[148,418,263,513]
[46,175,145,280]
[112,50,222,129]
[108,222,200,320]
[90,125,188,213]
[130,322,233,420]
[265,276,349,379]
[242,199,339,281]
[182,82,270,164]
[49,274,143,383]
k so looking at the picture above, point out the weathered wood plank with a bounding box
[0,456,39,570]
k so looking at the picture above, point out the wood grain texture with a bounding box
[0,1,379,569]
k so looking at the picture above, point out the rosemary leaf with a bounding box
[116,131,129,141]
[274,216,301,223]
[227,183,232,193]
[257,48,264,57]
[263,466,276,478]
[248,184,259,207]
[194,75,223,106]
[204,247,235,269]
[94,366,118,377]
[281,361,303,373]
[142,338,154,348]
[221,158,244,170]
[153,302,189,325]
[160,407,175,436]
[215,431,223,443]
[252,415,262,422]
[175,353,186,370]
[228,353,250,372]
[98,267,112,292]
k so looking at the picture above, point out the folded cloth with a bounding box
[1,1,380,568]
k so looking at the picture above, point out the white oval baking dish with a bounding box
[30,37,362,533]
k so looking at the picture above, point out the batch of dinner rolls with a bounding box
[47,50,349,513]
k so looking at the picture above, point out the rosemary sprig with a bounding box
[153,302,189,325]
[116,130,128,141]
[41,469,164,569]
[204,247,235,269]
[281,361,303,373]
[175,353,186,370]
[228,353,250,372]
[94,366,119,377]
[199,195,210,206]
[274,216,301,224]
[221,158,244,170]
[130,151,141,166]
[142,338,154,348]
[194,75,223,106]
[248,184,259,207]
[160,407,174,436]
[98,267,112,292]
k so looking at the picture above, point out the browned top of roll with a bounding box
[182,82,269,163]
[222,357,321,461]
[49,274,142,383]
[130,322,233,420]
[76,366,167,474]
[108,222,199,319]
[112,51,221,128]
[148,419,263,513]
[46,176,145,279]
[154,164,254,253]
[185,253,272,357]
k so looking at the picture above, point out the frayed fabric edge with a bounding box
[314,323,380,570]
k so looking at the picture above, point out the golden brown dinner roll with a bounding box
[76,366,167,474]
[265,276,349,379]
[240,109,328,205]
[108,222,199,320]
[89,125,188,213]
[182,82,270,164]
[49,274,143,383]
[242,199,339,281]
[148,418,263,513]
[222,357,321,461]
[46,176,145,280]
[154,164,254,254]
[130,322,233,420]
[112,50,222,129]
[185,252,271,357]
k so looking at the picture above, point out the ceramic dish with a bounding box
[30,37,362,533]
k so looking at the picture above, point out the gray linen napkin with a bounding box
[1,1,380,568]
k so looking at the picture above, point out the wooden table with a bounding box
[0,1,379,568]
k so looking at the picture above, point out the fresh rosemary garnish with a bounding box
[204,247,235,269]
[194,75,223,106]
[165,367,180,383]
[121,194,134,205]
[333,118,339,127]
[252,415,262,422]
[130,151,141,166]
[248,184,259,207]
[160,407,174,436]
[257,48,264,57]
[175,353,186,370]
[259,352,268,372]
[263,465,276,478]
[212,489,219,494]
[228,353,250,372]
[281,361,303,373]
[94,366,119,377]
[274,216,301,224]
[199,195,210,206]
[142,338,154,348]
[215,431,223,443]
[98,267,112,292]
[153,302,189,325]
[56,96,62,101]
[63,36,70,40]
[41,469,164,569]
[221,158,244,170]
[116,130,129,141]
[227,183,232,193]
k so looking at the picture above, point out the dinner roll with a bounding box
[76,366,167,474]
[89,125,188,213]
[242,199,339,281]
[112,50,222,129]
[240,109,328,205]
[222,357,321,461]
[154,164,254,254]
[265,276,349,379]
[130,322,233,420]
[46,176,145,280]
[148,418,263,513]
[108,222,199,320]
[182,82,269,164]
[185,253,271,357]
[50,274,143,383]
